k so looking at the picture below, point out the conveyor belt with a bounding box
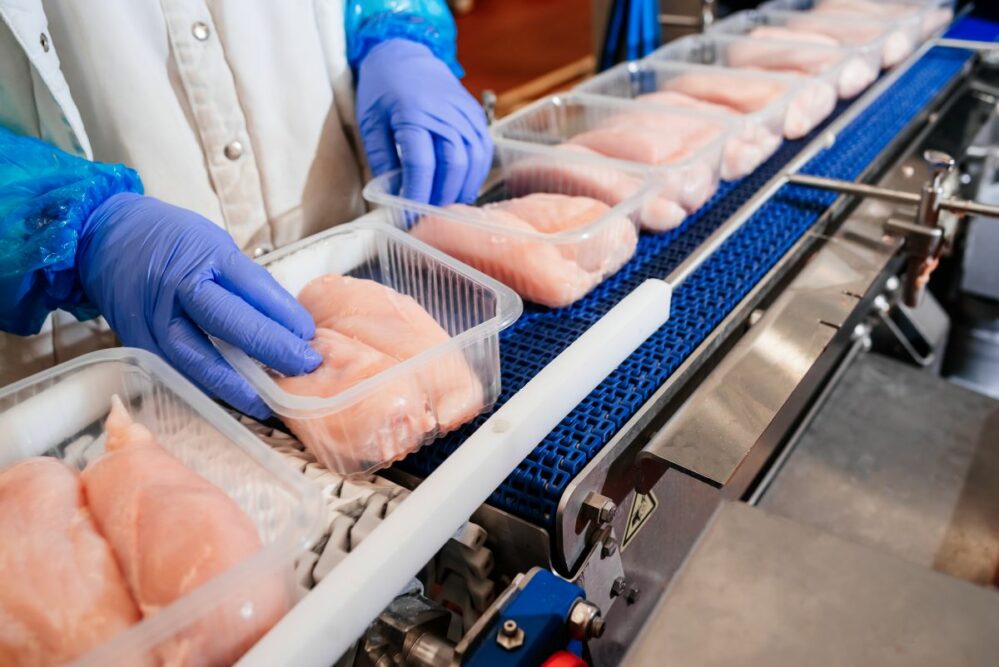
[401,19,997,530]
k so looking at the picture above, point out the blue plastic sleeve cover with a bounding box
[0,127,143,336]
[345,0,463,77]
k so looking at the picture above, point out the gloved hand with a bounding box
[77,193,321,418]
[356,38,492,205]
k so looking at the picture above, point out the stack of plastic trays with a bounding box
[646,32,877,99]
[489,93,731,231]
[0,347,322,666]
[217,221,522,474]
[710,8,911,69]
[364,154,653,308]
[761,0,954,40]
[574,60,826,178]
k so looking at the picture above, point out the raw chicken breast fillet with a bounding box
[662,71,791,114]
[411,194,637,307]
[637,90,781,179]
[784,13,913,67]
[504,145,688,231]
[81,397,287,667]
[490,193,638,276]
[298,274,483,429]
[816,0,950,38]
[0,457,143,667]
[276,328,436,472]
[747,25,840,46]
[725,38,876,99]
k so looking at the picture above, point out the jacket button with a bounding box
[224,141,244,160]
[39,32,50,52]
[192,21,211,41]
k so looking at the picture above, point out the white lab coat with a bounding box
[0,0,369,385]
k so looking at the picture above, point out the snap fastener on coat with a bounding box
[224,141,243,160]
[192,21,210,41]
[39,33,49,52]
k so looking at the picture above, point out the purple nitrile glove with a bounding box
[356,38,493,205]
[77,193,321,418]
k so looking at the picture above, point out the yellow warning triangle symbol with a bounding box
[622,490,658,551]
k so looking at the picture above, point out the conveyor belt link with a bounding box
[402,20,997,530]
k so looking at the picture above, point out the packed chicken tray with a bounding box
[490,93,731,225]
[710,7,908,69]
[217,221,522,476]
[0,348,322,666]
[645,32,878,100]
[759,0,955,40]
[574,60,833,177]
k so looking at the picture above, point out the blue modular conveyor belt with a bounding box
[400,18,999,530]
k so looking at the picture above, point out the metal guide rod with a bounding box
[665,36,941,288]
[935,37,999,51]
[787,173,999,219]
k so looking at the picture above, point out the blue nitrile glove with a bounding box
[356,38,492,205]
[77,193,321,419]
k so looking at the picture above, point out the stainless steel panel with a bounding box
[622,501,999,667]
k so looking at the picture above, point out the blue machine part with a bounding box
[401,19,999,530]
[463,569,584,667]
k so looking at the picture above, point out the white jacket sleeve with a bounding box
[0,0,91,157]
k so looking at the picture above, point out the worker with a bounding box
[0,1,491,418]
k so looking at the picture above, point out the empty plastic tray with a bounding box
[217,221,522,475]
[645,32,877,99]
[0,347,322,666]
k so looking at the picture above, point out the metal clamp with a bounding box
[788,150,999,307]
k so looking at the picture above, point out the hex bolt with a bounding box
[625,585,640,605]
[582,492,617,526]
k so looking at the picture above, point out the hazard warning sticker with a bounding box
[622,491,658,551]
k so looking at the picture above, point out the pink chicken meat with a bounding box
[782,13,913,67]
[81,397,287,667]
[504,145,688,231]
[815,0,950,38]
[0,457,143,667]
[661,70,835,140]
[276,328,435,472]
[297,274,483,430]
[725,38,877,98]
[410,194,636,307]
[636,90,781,179]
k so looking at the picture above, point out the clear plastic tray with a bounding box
[217,221,522,475]
[578,60,837,144]
[710,8,910,69]
[760,0,953,39]
[489,92,730,226]
[0,347,323,666]
[363,160,649,307]
[646,32,877,99]
[575,60,818,174]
